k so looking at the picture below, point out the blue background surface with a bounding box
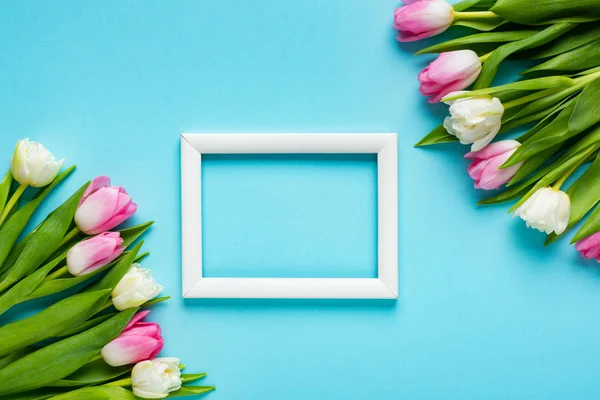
[2,1,600,399]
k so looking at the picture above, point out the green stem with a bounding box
[479,52,493,63]
[0,184,27,225]
[58,227,81,248]
[553,160,586,190]
[105,377,132,387]
[503,88,560,109]
[46,265,68,280]
[454,11,499,20]
[574,70,600,84]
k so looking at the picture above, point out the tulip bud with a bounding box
[513,187,571,235]
[443,93,504,151]
[111,264,163,311]
[66,232,125,276]
[393,0,454,42]
[10,138,64,188]
[74,176,137,235]
[101,310,164,367]
[575,232,600,262]
[132,358,182,399]
[464,140,523,190]
[419,50,482,103]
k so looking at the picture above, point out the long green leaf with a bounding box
[569,78,600,133]
[473,23,576,89]
[0,180,89,292]
[452,0,491,11]
[0,167,75,271]
[416,31,536,55]
[453,18,507,32]
[491,0,600,24]
[49,358,132,387]
[507,144,561,186]
[48,386,136,400]
[523,40,600,74]
[0,289,110,357]
[572,203,600,243]
[167,386,216,398]
[546,151,600,244]
[525,23,600,59]
[0,349,30,370]
[444,76,575,101]
[503,99,578,167]
[0,309,136,396]
[505,82,585,123]
[414,124,457,147]
[0,171,13,219]
[0,258,57,317]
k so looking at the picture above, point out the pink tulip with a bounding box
[74,176,137,235]
[464,140,523,190]
[66,232,125,276]
[101,310,164,367]
[419,50,482,103]
[576,232,600,262]
[393,0,454,42]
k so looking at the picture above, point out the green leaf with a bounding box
[546,151,600,244]
[119,221,154,248]
[444,76,575,101]
[142,295,171,307]
[181,373,208,383]
[491,0,600,25]
[569,78,600,133]
[525,23,600,59]
[49,358,132,387]
[0,167,75,271]
[0,309,136,396]
[59,314,114,337]
[0,171,13,219]
[0,257,57,317]
[473,23,576,89]
[87,241,143,292]
[414,124,457,147]
[500,97,573,136]
[452,0,490,12]
[0,349,30,370]
[572,202,600,243]
[48,386,136,400]
[502,98,578,167]
[0,180,89,293]
[523,40,600,74]
[167,386,216,398]
[0,289,111,357]
[22,251,149,303]
[507,144,561,186]
[453,18,507,32]
[416,30,537,55]
[505,82,585,123]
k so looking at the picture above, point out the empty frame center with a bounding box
[201,154,378,278]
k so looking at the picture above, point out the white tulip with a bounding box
[513,187,571,235]
[132,357,182,399]
[111,264,163,311]
[10,138,65,187]
[443,93,504,152]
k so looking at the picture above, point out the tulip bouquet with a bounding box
[0,139,214,399]
[395,0,600,258]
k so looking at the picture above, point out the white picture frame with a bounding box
[181,133,398,299]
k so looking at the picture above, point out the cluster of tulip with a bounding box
[0,139,214,399]
[395,0,600,259]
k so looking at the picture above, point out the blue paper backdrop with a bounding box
[2,1,600,399]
